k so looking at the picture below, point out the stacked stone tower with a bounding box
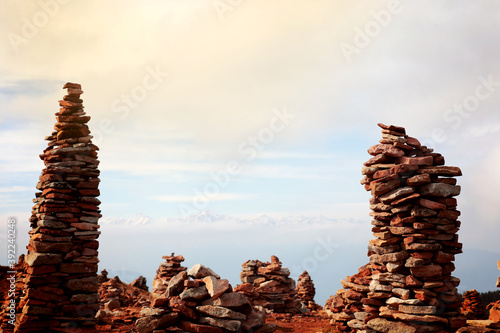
[327,123,465,332]
[16,83,101,332]
[297,271,321,311]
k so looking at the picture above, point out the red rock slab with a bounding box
[179,320,224,333]
[416,166,462,177]
[396,156,434,165]
[364,153,392,166]
[409,264,443,277]
[63,82,82,89]
[419,198,447,210]
[373,164,418,179]
[371,179,401,196]
[377,123,406,134]
[368,144,405,157]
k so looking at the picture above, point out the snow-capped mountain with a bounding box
[99,210,364,227]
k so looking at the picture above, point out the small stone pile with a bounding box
[488,261,500,322]
[151,253,187,297]
[234,255,301,314]
[98,269,109,284]
[461,290,487,319]
[297,271,322,312]
[137,262,274,333]
[99,276,152,310]
[130,276,148,291]
[327,123,466,332]
[16,82,102,332]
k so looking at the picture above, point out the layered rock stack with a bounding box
[130,276,148,291]
[461,290,487,319]
[152,253,187,297]
[98,269,109,284]
[488,261,500,322]
[297,271,322,312]
[16,83,101,332]
[327,123,465,332]
[98,276,152,310]
[495,259,500,292]
[138,262,274,332]
[234,255,301,314]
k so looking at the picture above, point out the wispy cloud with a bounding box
[151,193,250,202]
[0,186,32,193]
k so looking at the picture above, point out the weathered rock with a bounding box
[188,264,220,279]
[203,276,231,298]
[166,271,189,298]
[196,305,246,320]
[180,285,210,301]
[199,316,242,331]
[367,317,418,333]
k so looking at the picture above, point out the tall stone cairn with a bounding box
[16,83,101,332]
[297,271,322,312]
[327,123,466,332]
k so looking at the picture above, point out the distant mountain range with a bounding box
[99,210,363,226]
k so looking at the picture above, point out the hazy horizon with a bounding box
[1,0,500,305]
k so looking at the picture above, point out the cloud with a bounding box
[0,186,32,193]
[151,193,250,202]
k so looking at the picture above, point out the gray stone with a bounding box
[419,183,461,197]
[25,252,63,266]
[399,304,437,315]
[188,264,220,279]
[65,276,98,292]
[242,310,265,331]
[367,318,418,333]
[180,285,209,301]
[196,305,246,320]
[379,187,415,204]
[199,316,242,332]
[165,271,188,298]
[386,297,422,306]
[202,292,251,310]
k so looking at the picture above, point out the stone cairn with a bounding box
[498,260,500,289]
[326,123,465,332]
[98,269,109,284]
[297,271,322,312]
[488,261,500,322]
[151,253,187,297]
[98,275,152,311]
[138,262,274,332]
[16,83,101,332]
[234,255,301,314]
[461,289,487,320]
[130,276,148,291]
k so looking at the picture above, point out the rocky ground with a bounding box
[94,309,333,333]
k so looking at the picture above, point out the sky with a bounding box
[1,1,500,304]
